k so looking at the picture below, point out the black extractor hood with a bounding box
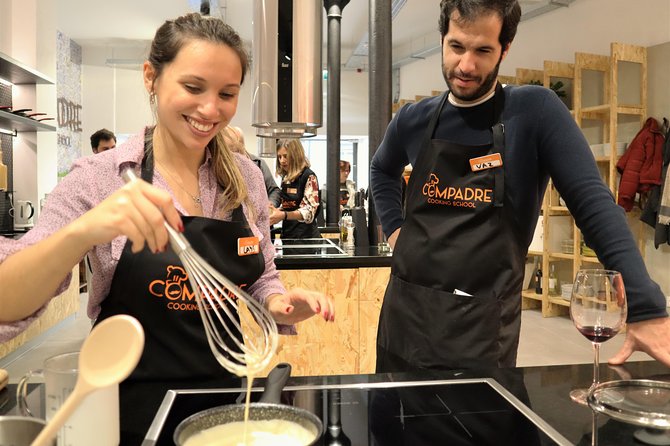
[252,0,323,139]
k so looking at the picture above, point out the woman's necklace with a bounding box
[155,159,202,206]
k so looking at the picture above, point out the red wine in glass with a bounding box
[570,269,627,405]
[577,326,620,343]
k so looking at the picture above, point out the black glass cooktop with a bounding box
[143,378,571,445]
[274,238,347,258]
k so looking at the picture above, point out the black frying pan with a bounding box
[173,363,322,445]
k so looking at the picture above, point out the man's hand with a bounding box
[388,228,401,249]
[609,317,670,367]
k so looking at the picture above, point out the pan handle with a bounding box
[259,363,291,403]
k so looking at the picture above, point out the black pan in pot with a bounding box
[173,363,323,446]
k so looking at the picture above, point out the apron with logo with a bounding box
[376,83,525,372]
[280,167,321,239]
[95,140,264,380]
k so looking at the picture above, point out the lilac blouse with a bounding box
[0,129,292,342]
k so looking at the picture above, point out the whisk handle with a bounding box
[120,168,192,254]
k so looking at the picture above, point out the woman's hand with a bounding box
[268,205,285,226]
[266,289,335,325]
[71,175,183,254]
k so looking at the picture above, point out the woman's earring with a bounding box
[149,91,156,105]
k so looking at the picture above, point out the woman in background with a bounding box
[339,160,357,209]
[270,139,321,239]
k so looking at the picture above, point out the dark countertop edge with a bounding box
[275,254,392,270]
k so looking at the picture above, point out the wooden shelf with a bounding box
[548,206,570,215]
[527,250,543,257]
[548,297,570,307]
[0,51,54,85]
[580,255,601,264]
[549,252,575,260]
[0,110,56,132]
[522,290,543,301]
[526,43,648,319]
[581,104,610,116]
[616,105,645,115]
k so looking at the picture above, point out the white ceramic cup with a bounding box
[17,351,120,446]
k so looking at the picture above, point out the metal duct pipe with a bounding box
[324,0,349,226]
[252,0,323,139]
[367,0,392,245]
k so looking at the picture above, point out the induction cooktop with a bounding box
[274,238,348,258]
[142,378,571,445]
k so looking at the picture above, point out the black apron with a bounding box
[280,167,321,239]
[339,184,351,207]
[96,141,264,380]
[376,83,525,372]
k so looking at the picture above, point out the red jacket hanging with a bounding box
[616,117,665,211]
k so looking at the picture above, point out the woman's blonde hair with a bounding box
[276,139,310,183]
[211,133,251,215]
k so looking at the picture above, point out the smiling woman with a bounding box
[0,13,335,392]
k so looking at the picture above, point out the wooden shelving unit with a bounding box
[522,43,648,317]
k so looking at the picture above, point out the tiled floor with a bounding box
[0,292,653,383]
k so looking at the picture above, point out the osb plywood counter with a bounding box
[0,266,79,358]
[266,248,392,376]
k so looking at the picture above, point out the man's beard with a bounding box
[443,58,502,102]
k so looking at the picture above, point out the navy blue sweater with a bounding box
[370,85,667,322]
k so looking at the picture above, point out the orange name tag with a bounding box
[469,153,503,172]
[287,188,298,194]
[238,236,260,256]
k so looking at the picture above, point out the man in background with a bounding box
[90,128,116,154]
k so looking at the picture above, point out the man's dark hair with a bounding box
[90,128,116,149]
[439,0,521,49]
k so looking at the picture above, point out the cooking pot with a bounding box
[174,363,323,446]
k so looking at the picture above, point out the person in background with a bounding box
[369,0,670,373]
[0,12,334,388]
[221,125,281,207]
[90,128,116,154]
[339,160,357,209]
[269,139,321,239]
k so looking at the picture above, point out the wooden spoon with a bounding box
[30,315,145,446]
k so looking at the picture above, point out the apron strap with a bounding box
[141,127,155,183]
[492,83,505,207]
[404,92,451,204]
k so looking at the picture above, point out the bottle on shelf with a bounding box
[0,147,7,191]
[535,268,543,295]
[548,264,559,295]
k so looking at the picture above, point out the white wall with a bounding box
[645,42,670,296]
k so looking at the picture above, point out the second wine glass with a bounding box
[569,269,627,405]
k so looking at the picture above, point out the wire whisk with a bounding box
[122,169,278,377]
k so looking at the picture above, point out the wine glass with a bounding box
[569,269,627,405]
